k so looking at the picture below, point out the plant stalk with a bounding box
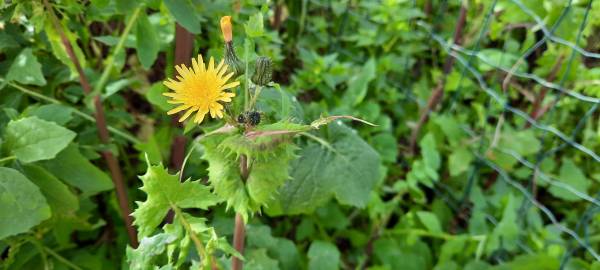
[43,0,139,247]
[408,2,467,153]
[232,155,250,270]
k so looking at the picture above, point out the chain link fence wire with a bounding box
[419,0,599,266]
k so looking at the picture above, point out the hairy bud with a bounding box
[251,56,272,86]
[224,42,245,78]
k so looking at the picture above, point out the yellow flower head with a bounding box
[163,55,239,124]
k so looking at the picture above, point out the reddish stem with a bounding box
[43,0,138,247]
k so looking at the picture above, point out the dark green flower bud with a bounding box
[224,42,245,78]
[251,56,272,86]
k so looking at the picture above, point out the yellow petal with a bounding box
[167,104,192,115]
[178,106,197,122]
[194,109,207,123]
[208,57,215,72]
[216,59,225,74]
[220,81,240,91]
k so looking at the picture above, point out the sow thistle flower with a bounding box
[163,55,240,124]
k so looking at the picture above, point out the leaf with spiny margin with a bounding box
[267,123,381,215]
[132,163,221,238]
[201,127,298,220]
[126,232,179,270]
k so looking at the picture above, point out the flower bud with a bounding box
[251,56,272,86]
[220,16,233,42]
[224,42,245,78]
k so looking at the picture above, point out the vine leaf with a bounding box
[0,167,51,240]
[132,162,221,238]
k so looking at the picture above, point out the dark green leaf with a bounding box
[163,0,202,34]
[39,144,114,196]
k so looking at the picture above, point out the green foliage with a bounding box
[133,162,220,237]
[270,123,381,214]
[4,117,75,163]
[1,0,599,269]
[0,167,51,240]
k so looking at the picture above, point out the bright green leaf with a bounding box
[0,167,51,240]
[341,58,376,106]
[448,147,473,176]
[416,211,442,233]
[4,117,76,163]
[132,162,220,237]
[548,158,590,201]
[245,13,265,37]
[6,48,46,86]
[308,241,340,270]
[136,12,159,70]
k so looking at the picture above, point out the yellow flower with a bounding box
[163,55,239,123]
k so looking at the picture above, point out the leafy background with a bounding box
[1,0,600,269]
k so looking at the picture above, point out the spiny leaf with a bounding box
[132,163,220,238]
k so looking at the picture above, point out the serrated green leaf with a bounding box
[245,13,265,38]
[202,126,298,219]
[273,123,381,214]
[6,48,46,86]
[308,241,340,270]
[136,12,159,70]
[39,144,114,196]
[4,117,76,163]
[22,164,78,214]
[127,232,178,270]
[0,167,51,240]
[133,163,220,237]
[163,0,202,34]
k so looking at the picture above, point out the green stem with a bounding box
[171,205,209,264]
[4,80,141,144]
[43,247,83,270]
[248,85,262,109]
[244,39,251,111]
[90,7,142,97]
[386,229,486,242]
[0,156,17,164]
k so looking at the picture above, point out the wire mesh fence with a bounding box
[421,0,599,266]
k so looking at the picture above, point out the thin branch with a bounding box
[232,213,246,270]
[232,157,250,270]
[43,247,83,270]
[43,0,139,247]
[408,2,468,153]
[3,80,140,144]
